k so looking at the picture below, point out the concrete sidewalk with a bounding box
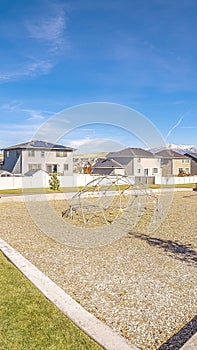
[0,187,193,202]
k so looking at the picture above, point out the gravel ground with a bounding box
[0,191,197,350]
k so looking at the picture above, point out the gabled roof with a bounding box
[156,150,189,158]
[0,170,13,176]
[24,169,47,176]
[2,140,75,151]
[93,158,123,169]
[107,148,154,158]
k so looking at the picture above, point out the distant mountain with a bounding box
[150,144,197,155]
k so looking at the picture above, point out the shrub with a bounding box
[49,173,60,191]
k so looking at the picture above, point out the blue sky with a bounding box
[0,0,196,152]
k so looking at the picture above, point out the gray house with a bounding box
[184,152,197,175]
[1,140,74,175]
[93,148,161,177]
[155,150,191,176]
[92,158,125,175]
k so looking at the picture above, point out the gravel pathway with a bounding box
[0,191,196,349]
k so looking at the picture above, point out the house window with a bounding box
[6,151,10,158]
[185,159,190,163]
[179,168,183,172]
[28,164,41,170]
[52,164,57,172]
[153,168,158,173]
[185,168,189,173]
[56,151,67,157]
[64,164,69,171]
[41,151,45,157]
[28,150,35,157]
[182,159,184,163]
[137,168,141,174]
[46,164,57,173]
[144,168,148,176]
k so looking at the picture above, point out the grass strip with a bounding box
[0,183,195,195]
[0,252,103,350]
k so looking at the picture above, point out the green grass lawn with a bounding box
[149,183,195,189]
[0,187,83,195]
[0,182,195,195]
[0,252,103,350]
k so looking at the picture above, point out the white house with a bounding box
[1,140,75,176]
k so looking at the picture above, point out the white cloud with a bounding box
[1,101,55,121]
[0,123,42,148]
[27,13,65,42]
[26,13,66,51]
[67,138,123,153]
[0,59,54,83]
[1,101,22,111]
[68,137,95,148]
[0,3,68,83]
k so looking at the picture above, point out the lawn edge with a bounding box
[0,238,138,350]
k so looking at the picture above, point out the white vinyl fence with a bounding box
[0,173,118,190]
[155,175,197,185]
[0,173,196,190]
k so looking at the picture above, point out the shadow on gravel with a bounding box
[128,232,197,265]
[157,314,197,350]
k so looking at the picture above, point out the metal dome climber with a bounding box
[62,175,162,229]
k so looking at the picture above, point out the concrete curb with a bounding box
[0,238,138,350]
[180,333,197,350]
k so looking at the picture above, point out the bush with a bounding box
[49,173,60,191]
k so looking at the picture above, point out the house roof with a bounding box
[110,157,131,166]
[107,148,154,158]
[93,158,123,169]
[184,152,197,162]
[155,150,189,158]
[24,169,48,176]
[0,170,13,176]
[2,140,75,151]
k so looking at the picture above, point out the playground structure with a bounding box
[62,175,162,228]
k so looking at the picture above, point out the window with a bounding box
[46,164,57,173]
[56,151,67,157]
[6,151,10,158]
[153,168,158,173]
[64,164,69,171]
[185,159,190,163]
[52,164,57,172]
[144,168,148,176]
[41,151,45,157]
[137,168,141,174]
[182,159,184,163]
[28,164,41,170]
[28,150,35,157]
[185,168,189,173]
[179,168,183,172]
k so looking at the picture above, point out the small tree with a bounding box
[49,173,60,191]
